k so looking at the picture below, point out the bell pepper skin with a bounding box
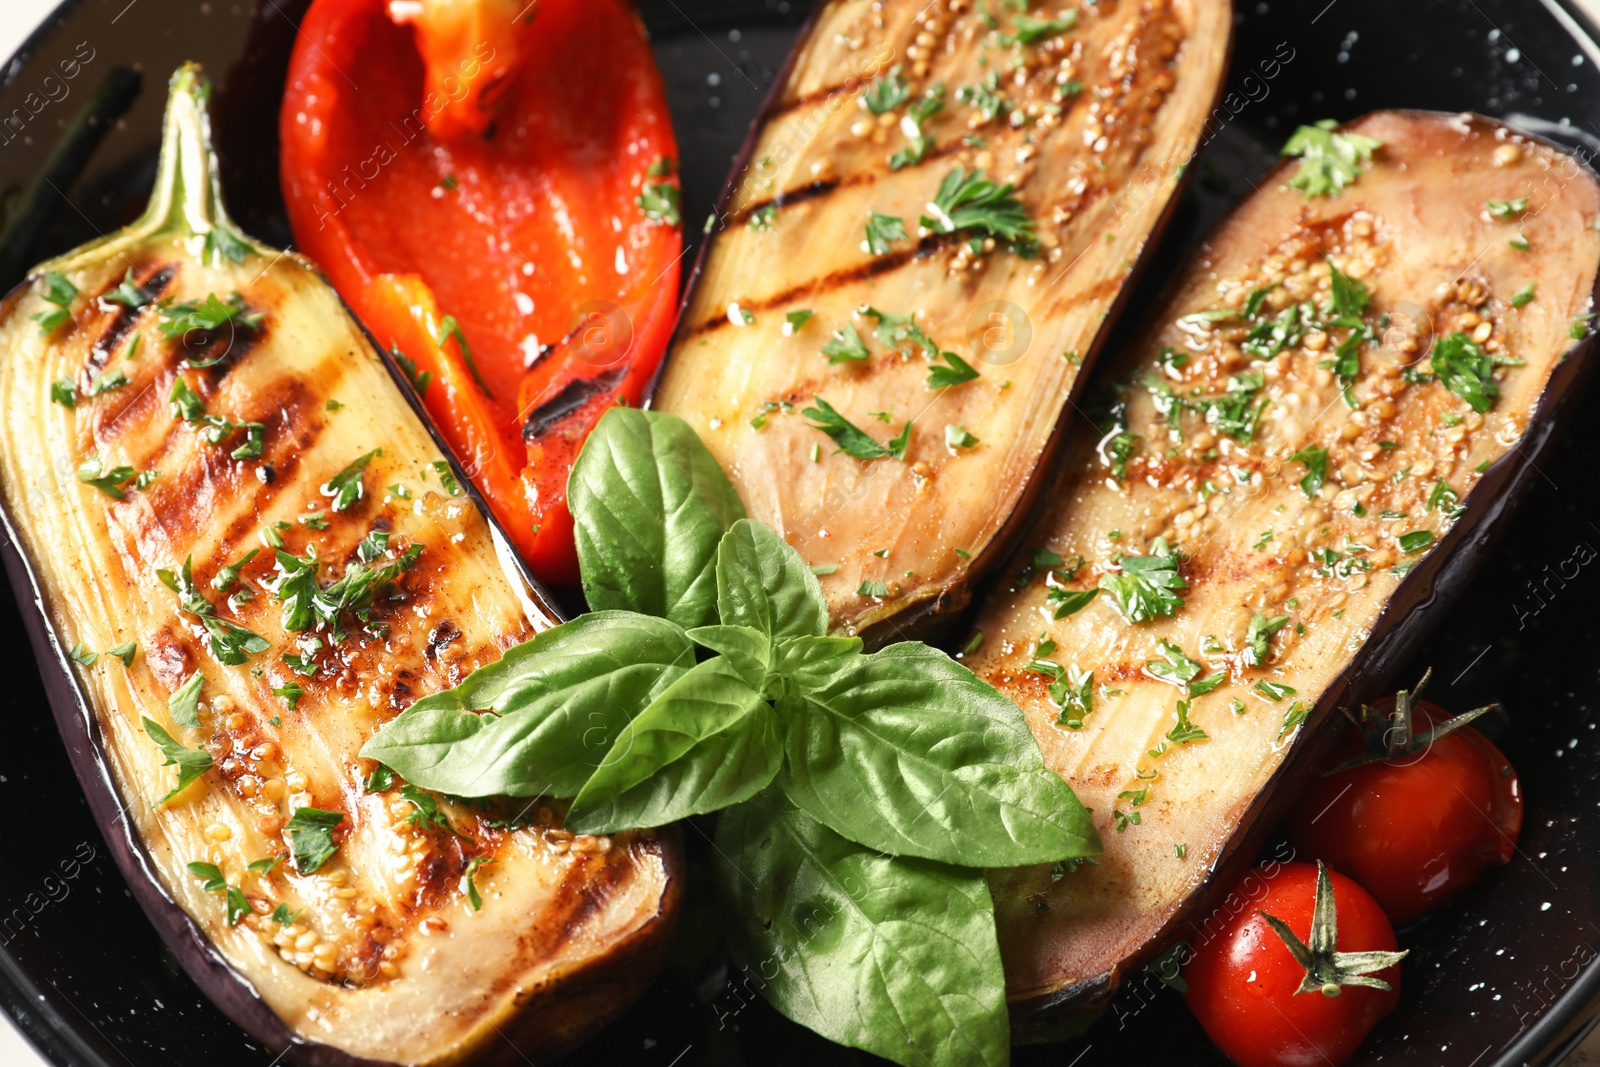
[280,0,682,585]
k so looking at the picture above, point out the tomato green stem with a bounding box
[1258,860,1408,998]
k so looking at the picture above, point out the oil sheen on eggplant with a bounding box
[655,0,1232,641]
[963,111,1600,1029]
[0,66,679,1066]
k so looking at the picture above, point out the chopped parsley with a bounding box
[434,316,493,397]
[748,203,778,231]
[1486,197,1528,219]
[1145,640,1201,688]
[1006,11,1077,45]
[1253,680,1296,701]
[186,861,248,925]
[268,542,423,642]
[168,670,204,728]
[211,548,259,593]
[863,65,910,114]
[1279,700,1310,741]
[864,211,908,256]
[464,856,493,911]
[32,271,76,333]
[399,784,469,840]
[804,397,911,461]
[392,344,432,398]
[1245,613,1290,667]
[322,450,379,512]
[1398,529,1436,554]
[1166,700,1208,744]
[144,717,213,801]
[273,682,306,710]
[156,555,271,665]
[857,579,890,598]
[76,454,137,499]
[286,806,345,874]
[1430,332,1499,413]
[784,309,815,335]
[921,166,1036,251]
[1510,282,1536,308]
[1327,263,1372,317]
[203,228,252,266]
[1041,663,1092,729]
[357,529,390,563]
[90,369,128,395]
[821,323,871,364]
[888,86,944,170]
[1098,538,1186,623]
[427,460,463,497]
[105,268,147,308]
[945,424,979,449]
[1048,587,1098,620]
[1427,480,1463,518]
[1290,446,1328,499]
[864,307,936,356]
[636,181,682,227]
[50,378,77,408]
[1280,120,1383,198]
[927,351,981,388]
[156,292,262,338]
[957,71,1009,123]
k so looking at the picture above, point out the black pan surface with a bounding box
[4,0,1600,1064]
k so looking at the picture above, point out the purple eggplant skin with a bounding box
[651,0,1234,649]
[958,110,1600,1039]
[0,65,683,1067]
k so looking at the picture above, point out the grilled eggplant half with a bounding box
[655,0,1231,642]
[962,110,1600,1032]
[0,66,680,1066]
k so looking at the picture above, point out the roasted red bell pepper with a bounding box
[280,0,682,585]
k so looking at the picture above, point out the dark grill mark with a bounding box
[85,264,175,377]
[521,366,627,440]
[182,320,268,390]
[424,619,462,663]
[725,178,841,228]
[120,375,324,558]
[680,231,960,340]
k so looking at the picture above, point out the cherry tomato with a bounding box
[1184,861,1403,1067]
[1289,697,1521,924]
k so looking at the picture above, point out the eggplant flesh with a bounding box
[961,110,1600,1031]
[0,67,680,1066]
[656,0,1231,642]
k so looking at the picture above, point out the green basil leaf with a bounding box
[773,634,864,686]
[715,790,1007,1067]
[564,657,781,834]
[777,643,1099,866]
[716,518,828,640]
[359,612,695,797]
[686,623,772,690]
[569,408,746,629]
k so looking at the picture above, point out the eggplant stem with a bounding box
[135,63,255,252]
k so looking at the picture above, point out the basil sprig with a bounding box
[360,408,1098,1066]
